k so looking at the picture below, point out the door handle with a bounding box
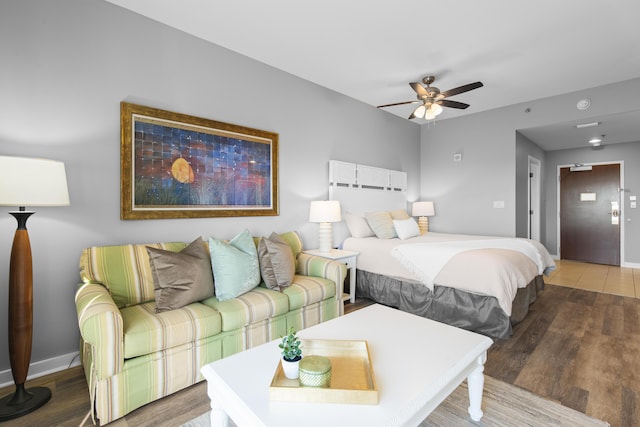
[610,201,620,225]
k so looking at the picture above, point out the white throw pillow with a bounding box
[393,218,421,240]
[345,211,375,238]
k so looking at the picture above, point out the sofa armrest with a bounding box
[75,282,124,379]
[296,253,347,302]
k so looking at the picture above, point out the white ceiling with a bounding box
[104,0,640,150]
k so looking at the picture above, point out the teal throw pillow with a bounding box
[209,229,261,301]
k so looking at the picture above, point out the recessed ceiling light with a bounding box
[576,121,600,129]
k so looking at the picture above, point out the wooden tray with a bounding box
[269,339,378,405]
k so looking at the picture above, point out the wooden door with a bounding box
[560,164,620,265]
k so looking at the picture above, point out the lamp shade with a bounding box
[309,200,341,223]
[412,201,435,217]
[0,156,70,207]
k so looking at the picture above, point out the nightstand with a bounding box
[303,249,359,305]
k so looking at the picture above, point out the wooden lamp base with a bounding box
[0,211,51,421]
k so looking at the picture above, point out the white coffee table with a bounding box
[201,304,493,426]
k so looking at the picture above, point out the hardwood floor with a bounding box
[1,261,638,426]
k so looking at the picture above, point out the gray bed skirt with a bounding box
[355,270,545,339]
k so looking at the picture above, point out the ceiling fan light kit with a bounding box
[377,75,483,121]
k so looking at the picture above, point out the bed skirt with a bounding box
[354,270,545,339]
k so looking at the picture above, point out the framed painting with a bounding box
[120,102,279,219]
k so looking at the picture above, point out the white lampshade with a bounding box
[412,201,435,217]
[431,103,443,116]
[0,156,70,208]
[309,200,341,223]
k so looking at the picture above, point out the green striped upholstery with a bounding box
[201,286,289,332]
[297,252,346,315]
[92,334,225,424]
[121,302,222,358]
[283,275,336,310]
[79,242,187,308]
[75,231,347,425]
[76,283,124,380]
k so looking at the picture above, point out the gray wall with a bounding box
[0,0,420,377]
[420,78,640,256]
[544,141,640,262]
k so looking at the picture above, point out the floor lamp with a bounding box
[0,156,70,421]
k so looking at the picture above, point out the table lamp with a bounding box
[309,200,341,252]
[0,156,70,421]
[412,201,435,234]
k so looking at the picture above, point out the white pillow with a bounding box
[345,211,375,238]
[393,218,421,240]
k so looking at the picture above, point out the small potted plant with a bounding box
[279,327,302,379]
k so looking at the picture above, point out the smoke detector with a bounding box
[576,98,591,110]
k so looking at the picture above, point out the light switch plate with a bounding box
[493,201,505,209]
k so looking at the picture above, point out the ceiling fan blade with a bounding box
[440,81,483,98]
[377,100,419,108]
[409,82,428,97]
[438,99,470,109]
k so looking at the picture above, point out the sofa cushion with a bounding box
[147,238,215,312]
[258,233,296,291]
[209,229,261,301]
[282,275,337,311]
[120,302,222,359]
[80,242,188,308]
[201,287,289,332]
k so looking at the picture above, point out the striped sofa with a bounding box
[75,231,346,425]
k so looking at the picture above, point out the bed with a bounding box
[342,231,555,339]
[327,161,556,339]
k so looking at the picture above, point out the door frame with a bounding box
[528,156,541,241]
[556,160,624,265]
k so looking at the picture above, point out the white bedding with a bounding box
[342,232,556,316]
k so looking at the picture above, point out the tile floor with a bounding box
[546,259,640,298]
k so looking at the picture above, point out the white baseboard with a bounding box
[0,351,81,389]
[623,261,640,269]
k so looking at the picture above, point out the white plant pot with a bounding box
[281,357,301,379]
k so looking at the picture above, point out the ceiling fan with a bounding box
[377,76,483,120]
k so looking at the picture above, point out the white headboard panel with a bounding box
[328,160,408,244]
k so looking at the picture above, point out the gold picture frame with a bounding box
[120,102,279,219]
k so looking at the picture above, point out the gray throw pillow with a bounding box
[147,238,215,312]
[258,232,296,291]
